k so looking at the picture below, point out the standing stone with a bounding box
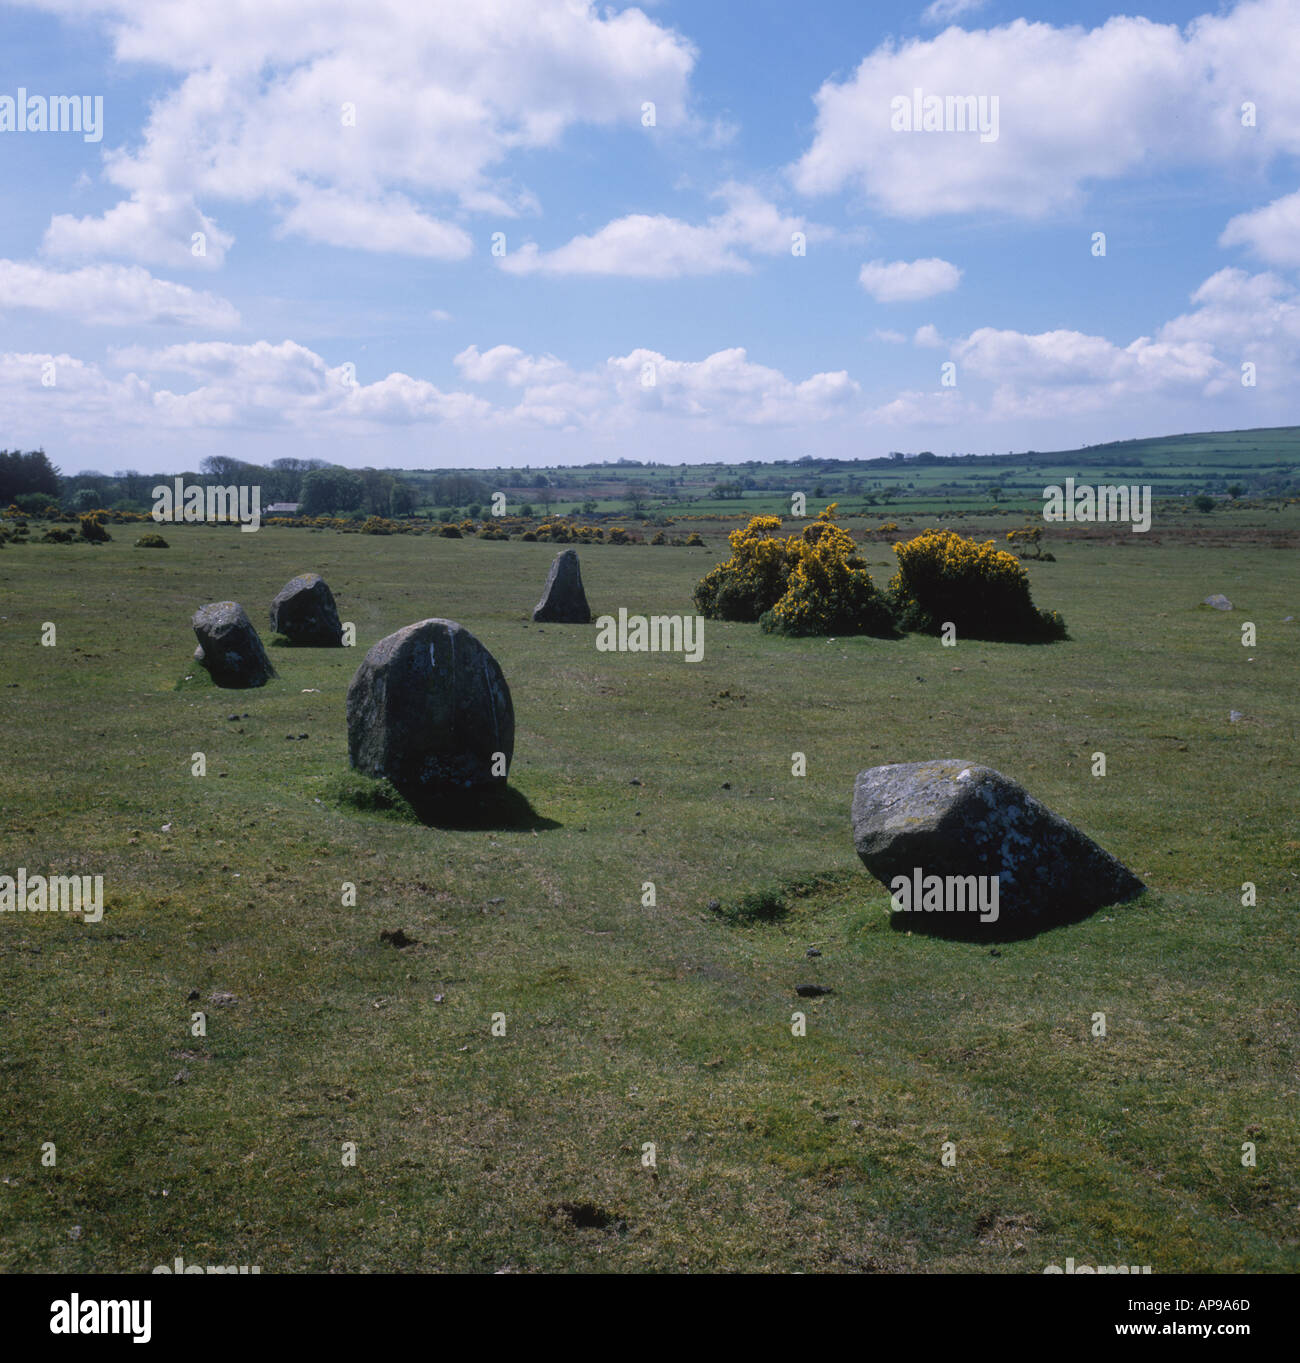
[533,548,592,623]
[851,760,1143,936]
[1202,594,1233,610]
[346,618,514,799]
[270,572,343,645]
[192,602,276,688]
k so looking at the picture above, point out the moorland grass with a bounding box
[0,516,1296,1272]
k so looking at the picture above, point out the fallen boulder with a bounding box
[533,548,592,623]
[1202,594,1233,610]
[851,760,1143,938]
[346,618,514,800]
[270,572,343,645]
[192,602,276,688]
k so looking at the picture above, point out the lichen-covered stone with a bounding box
[533,548,591,623]
[192,601,276,688]
[270,573,343,645]
[851,760,1143,936]
[346,618,513,799]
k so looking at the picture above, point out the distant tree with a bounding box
[1227,483,1244,499]
[0,449,60,503]
[199,455,258,484]
[1193,494,1215,513]
[301,466,365,515]
[626,482,650,512]
[432,473,492,505]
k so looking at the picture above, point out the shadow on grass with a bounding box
[328,771,560,832]
[887,888,1146,943]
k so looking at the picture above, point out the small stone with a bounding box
[1203,594,1233,610]
[191,601,275,689]
[707,899,721,911]
[532,548,592,623]
[806,947,821,958]
[269,573,344,646]
[187,989,200,1001]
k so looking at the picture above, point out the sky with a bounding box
[0,0,1298,474]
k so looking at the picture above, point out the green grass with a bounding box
[1,521,1297,1273]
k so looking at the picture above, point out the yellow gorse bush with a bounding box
[890,527,1065,640]
[694,506,892,636]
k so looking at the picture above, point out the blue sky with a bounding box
[1,0,1298,472]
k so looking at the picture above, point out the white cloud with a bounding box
[27,0,698,264]
[922,0,989,26]
[0,259,239,327]
[277,189,472,260]
[43,193,234,269]
[9,264,1295,457]
[859,257,961,301]
[499,184,814,278]
[871,328,907,343]
[913,324,946,347]
[1220,190,1300,267]
[792,0,1300,218]
[453,344,569,386]
[604,347,857,425]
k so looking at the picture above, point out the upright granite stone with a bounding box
[533,548,591,623]
[346,618,514,799]
[851,760,1143,937]
[270,572,343,645]
[192,601,276,688]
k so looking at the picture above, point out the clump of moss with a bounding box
[326,772,419,822]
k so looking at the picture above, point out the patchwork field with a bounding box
[1,516,1297,1273]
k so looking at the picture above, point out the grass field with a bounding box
[1,514,1297,1273]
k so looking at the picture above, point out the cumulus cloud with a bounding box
[43,193,234,269]
[0,260,239,327]
[26,0,698,264]
[1220,190,1300,267]
[791,0,1300,218]
[859,257,961,301]
[499,184,815,277]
